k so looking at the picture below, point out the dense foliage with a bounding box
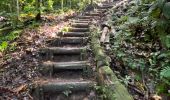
[0,0,97,53]
[111,0,170,98]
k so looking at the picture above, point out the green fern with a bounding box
[160,66,170,79]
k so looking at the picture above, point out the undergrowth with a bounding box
[110,0,170,98]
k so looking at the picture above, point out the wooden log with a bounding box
[59,32,89,37]
[42,61,90,70]
[77,16,93,19]
[95,9,107,13]
[40,47,87,55]
[40,81,95,92]
[97,5,113,9]
[71,20,90,23]
[69,28,89,32]
[90,25,133,100]
[71,23,89,28]
[100,27,109,43]
[77,19,91,21]
[49,37,88,46]
[85,13,100,16]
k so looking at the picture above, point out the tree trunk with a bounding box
[36,0,42,21]
[91,0,93,5]
[16,0,19,24]
[61,0,64,11]
[70,0,72,9]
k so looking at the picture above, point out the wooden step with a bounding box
[69,28,89,32]
[77,16,93,19]
[40,46,87,55]
[73,21,90,23]
[49,37,88,46]
[77,19,91,21]
[95,9,107,13]
[71,23,89,28]
[41,61,90,73]
[36,80,95,93]
[97,5,113,9]
[85,12,100,16]
[59,32,89,37]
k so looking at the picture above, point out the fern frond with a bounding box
[160,66,170,79]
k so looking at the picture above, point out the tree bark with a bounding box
[36,0,42,21]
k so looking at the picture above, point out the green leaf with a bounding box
[160,66,170,79]
[157,51,170,59]
[157,0,166,9]
[165,35,170,48]
[0,41,8,52]
[163,2,170,19]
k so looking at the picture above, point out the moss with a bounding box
[90,26,133,100]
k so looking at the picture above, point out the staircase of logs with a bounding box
[31,2,113,100]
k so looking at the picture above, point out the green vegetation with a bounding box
[0,29,22,52]
[110,0,170,97]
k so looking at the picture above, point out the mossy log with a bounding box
[90,25,133,100]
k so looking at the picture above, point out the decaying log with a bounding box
[90,24,133,100]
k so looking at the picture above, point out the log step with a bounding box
[77,19,91,21]
[38,80,96,92]
[69,28,89,32]
[95,9,107,13]
[49,37,88,46]
[59,32,89,37]
[41,61,90,71]
[71,23,89,28]
[77,16,93,19]
[40,47,87,55]
[97,5,113,9]
[85,13,100,16]
[71,20,90,23]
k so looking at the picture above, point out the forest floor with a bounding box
[0,11,77,99]
[0,0,169,100]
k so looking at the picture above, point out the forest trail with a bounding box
[31,1,114,100]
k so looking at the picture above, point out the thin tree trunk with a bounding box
[36,0,42,21]
[91,0,93,5]
[16,0,19,22]
[70,0,72,9]
[61,0,64,11]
